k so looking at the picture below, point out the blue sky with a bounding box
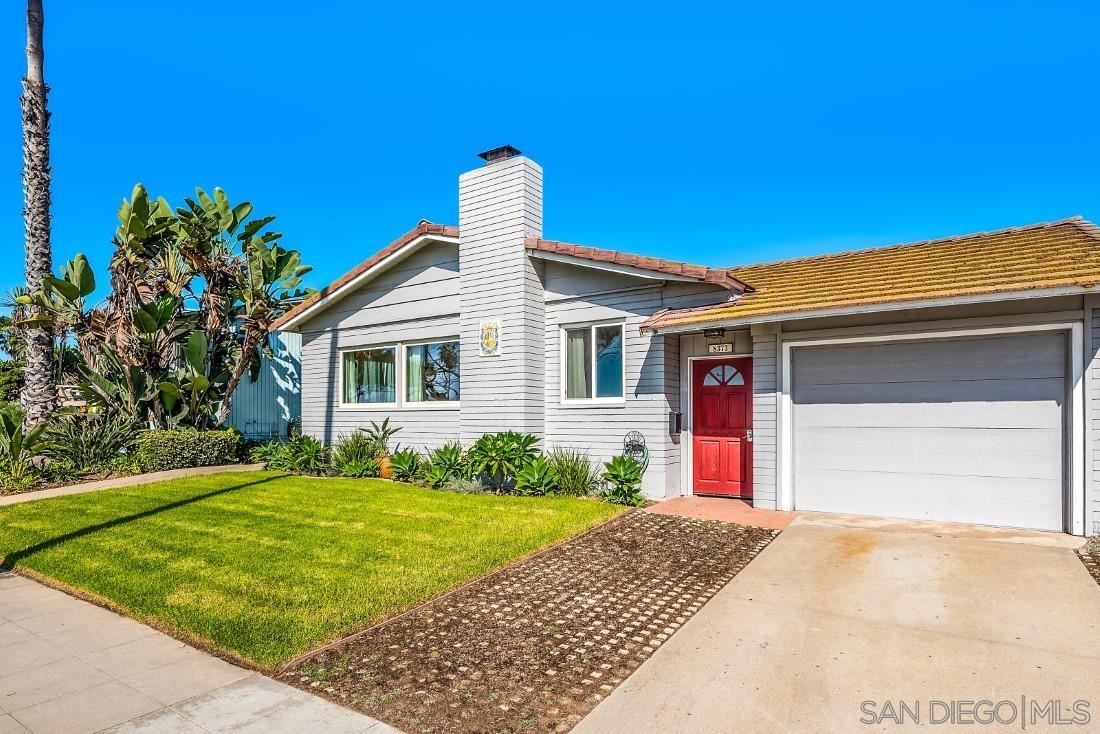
[2,1,1098,296]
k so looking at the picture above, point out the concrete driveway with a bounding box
[574,513,1100,733]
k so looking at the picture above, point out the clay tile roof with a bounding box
[641,217,1100,331]
[525,237,751,291]
[270,221,459,331]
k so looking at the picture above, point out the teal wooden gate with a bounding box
[227,331,301,440]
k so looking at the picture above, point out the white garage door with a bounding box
[792,332,1067,531]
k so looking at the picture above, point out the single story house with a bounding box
[272,146,1100,536]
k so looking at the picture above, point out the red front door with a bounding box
[692,357,753,498]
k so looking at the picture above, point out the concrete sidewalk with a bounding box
[573,514,1100,733]
[0,573,395,734]
[0,465,265,507]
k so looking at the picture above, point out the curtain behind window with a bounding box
[343,348,395,403]
[406,346,423,401]
[342,352,359,403]
[566,329,592,399]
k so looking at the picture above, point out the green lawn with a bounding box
[0,472,621,668]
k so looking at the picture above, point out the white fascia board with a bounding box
[645,285,1096,335]
[526,249,705,285]
[279,234,459,331]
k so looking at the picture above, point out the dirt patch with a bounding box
[1077,537,1100,585]
[281,510,778,734]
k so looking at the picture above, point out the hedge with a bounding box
[134,429,242,473]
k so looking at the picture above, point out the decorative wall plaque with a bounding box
[479,320,501,356]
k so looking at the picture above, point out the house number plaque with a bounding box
[707,343,734,354]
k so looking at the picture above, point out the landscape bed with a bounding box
[1078,538,1100,586]
[283,511,779,734]
[0,471,621,667]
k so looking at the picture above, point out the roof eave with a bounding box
[525,237,750,292]
[642,284,1098,335]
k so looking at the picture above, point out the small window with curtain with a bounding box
[342,347,396,404]
[564,323,625,401]
[405,340,460,403]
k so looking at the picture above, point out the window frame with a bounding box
[559,321,627,406]
[338,343,399,409]
[400,338,462,409]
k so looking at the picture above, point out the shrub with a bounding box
[133,429,241,473]
[514,455,557,496]
[601,455,645,507]
[40,458,79,484]
[0,473,37,494]
[282,435,330,476]
[466,431,540,492]
[332,432,377,473]
[97,454,142,477]
[548,448,600,497]
[0,401,24,425]
[446,476,490,494]
[42,413,137,471]
[0,411,46,482]
[250,440,291,470]
[389,448,422,483]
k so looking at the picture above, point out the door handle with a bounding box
[745,428,753,443]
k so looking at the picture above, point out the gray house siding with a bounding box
[542,263,730,499]
[750,326,780,509]
[298,242,462,449]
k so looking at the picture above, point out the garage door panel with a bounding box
[796,377,1066,406]
[797,426,1063,480]
[794,335,1065,387]
[801,470,1065,530]
[795,399,1066,429]
[792,333,1066,531]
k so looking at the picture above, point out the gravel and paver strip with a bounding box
[1077,537,1100,585]
[283,510,778,734]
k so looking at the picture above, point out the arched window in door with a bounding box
[702,364,745,386]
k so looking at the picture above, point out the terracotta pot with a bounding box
[378,455,393,479]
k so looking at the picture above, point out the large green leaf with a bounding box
[71,254,96,297]
[133,308,159,335]
[185,331,208,373]
[43,276,79,302]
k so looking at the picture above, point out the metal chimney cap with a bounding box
[476,145,522,164]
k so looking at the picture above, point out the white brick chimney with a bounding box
[458,146,545,441]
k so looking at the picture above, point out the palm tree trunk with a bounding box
[20,0,56,426]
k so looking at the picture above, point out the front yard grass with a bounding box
[0,471,622,668]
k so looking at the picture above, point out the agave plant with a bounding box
[601,456,645,507]
[388,448,422,483]
[425,442,465,484]
[514,455,557,496]
[337,457,380,478]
